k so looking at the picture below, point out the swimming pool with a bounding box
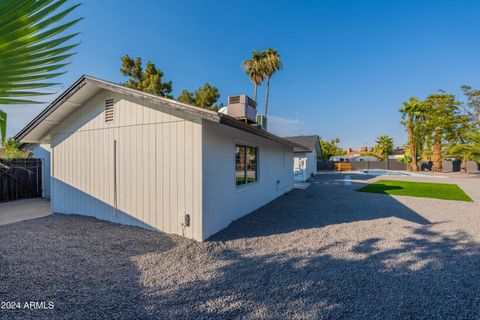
[362,170,410,176]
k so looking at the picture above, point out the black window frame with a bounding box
[235,144,258,186]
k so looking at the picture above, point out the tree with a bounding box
[0,110,6,145]
[177,83,221,110]
[374,135,394,160]
[193,83,220,109]
[446,131,480,173]
[400,97,424,171]
[0,138,28,159]
[242,50,266,104]
[0,0,81,143]
[120,55,173,98]
[177,90,195,105]
[262,48,282,118]
[319,138,345,160]
[422,93,462,172]
[460,85,480,125]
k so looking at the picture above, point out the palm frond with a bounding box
[0,109,6,144]
[0,0,81,104]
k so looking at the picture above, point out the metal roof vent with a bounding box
[226,95,257,123]
[256,114,267,130]
[105,99,114,122]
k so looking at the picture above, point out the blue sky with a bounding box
[4,0,480,148]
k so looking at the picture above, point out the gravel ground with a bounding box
[1,173,480,319]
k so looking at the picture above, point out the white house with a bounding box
[15,75,298,241]
[284,135,321,182]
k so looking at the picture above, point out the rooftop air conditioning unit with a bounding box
[226,95,257,123]
[256,114,267,130]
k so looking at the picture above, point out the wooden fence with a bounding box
[0,159,42,202]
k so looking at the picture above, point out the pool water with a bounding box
[362,170,410,176]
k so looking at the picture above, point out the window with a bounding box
[236,145,258,186]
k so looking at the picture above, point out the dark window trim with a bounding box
[235,144,258,187]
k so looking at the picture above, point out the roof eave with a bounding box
[14,75,89,142]
[14,75,299,149]
[86,76,221,124]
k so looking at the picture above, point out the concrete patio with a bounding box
[0,198,51,226]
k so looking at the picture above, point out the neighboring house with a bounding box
[15,75,298,241]
[388,147,406,160]
[345,146,373,157]
[329,156,349,162]
[342,147,380,161]
[284,135,321,182]
[349,155,379,162]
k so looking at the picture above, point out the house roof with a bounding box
[283,135,320,153]
[392,148,406,155]
[15,75,302,149]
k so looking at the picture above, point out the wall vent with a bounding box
[105,99,114,122]
[228,96,241,104]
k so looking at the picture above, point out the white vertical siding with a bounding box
[201,120,294,240]
[51,90,203,240]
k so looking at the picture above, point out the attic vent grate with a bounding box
[105,99,114,122]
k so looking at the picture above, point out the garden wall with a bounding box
[317,160,406,171]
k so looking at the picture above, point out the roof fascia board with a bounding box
[86,77,221,124]
[15,75,299,149]
[14,75,88,142]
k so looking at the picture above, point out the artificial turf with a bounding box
[357,179,473,202]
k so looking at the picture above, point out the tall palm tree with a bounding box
[242,50,265,104]
[446,131,480,173]
[263,48,282,119]
[0,0,81,143]
[400,97,423,171]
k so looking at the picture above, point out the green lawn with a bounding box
[357,180,473,202]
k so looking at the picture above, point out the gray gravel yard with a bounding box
[1,172,480,319]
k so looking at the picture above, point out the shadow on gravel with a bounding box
[0,215,178,320]
[149,225,480,319]
[4,172,475,319]
[211,173,430,241]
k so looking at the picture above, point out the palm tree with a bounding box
[262,48,282,118]
[242,50,265,104]
[0,0,81,143]
[400,97,423,171]
[446,131,480,173]
[374,135,394,160]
